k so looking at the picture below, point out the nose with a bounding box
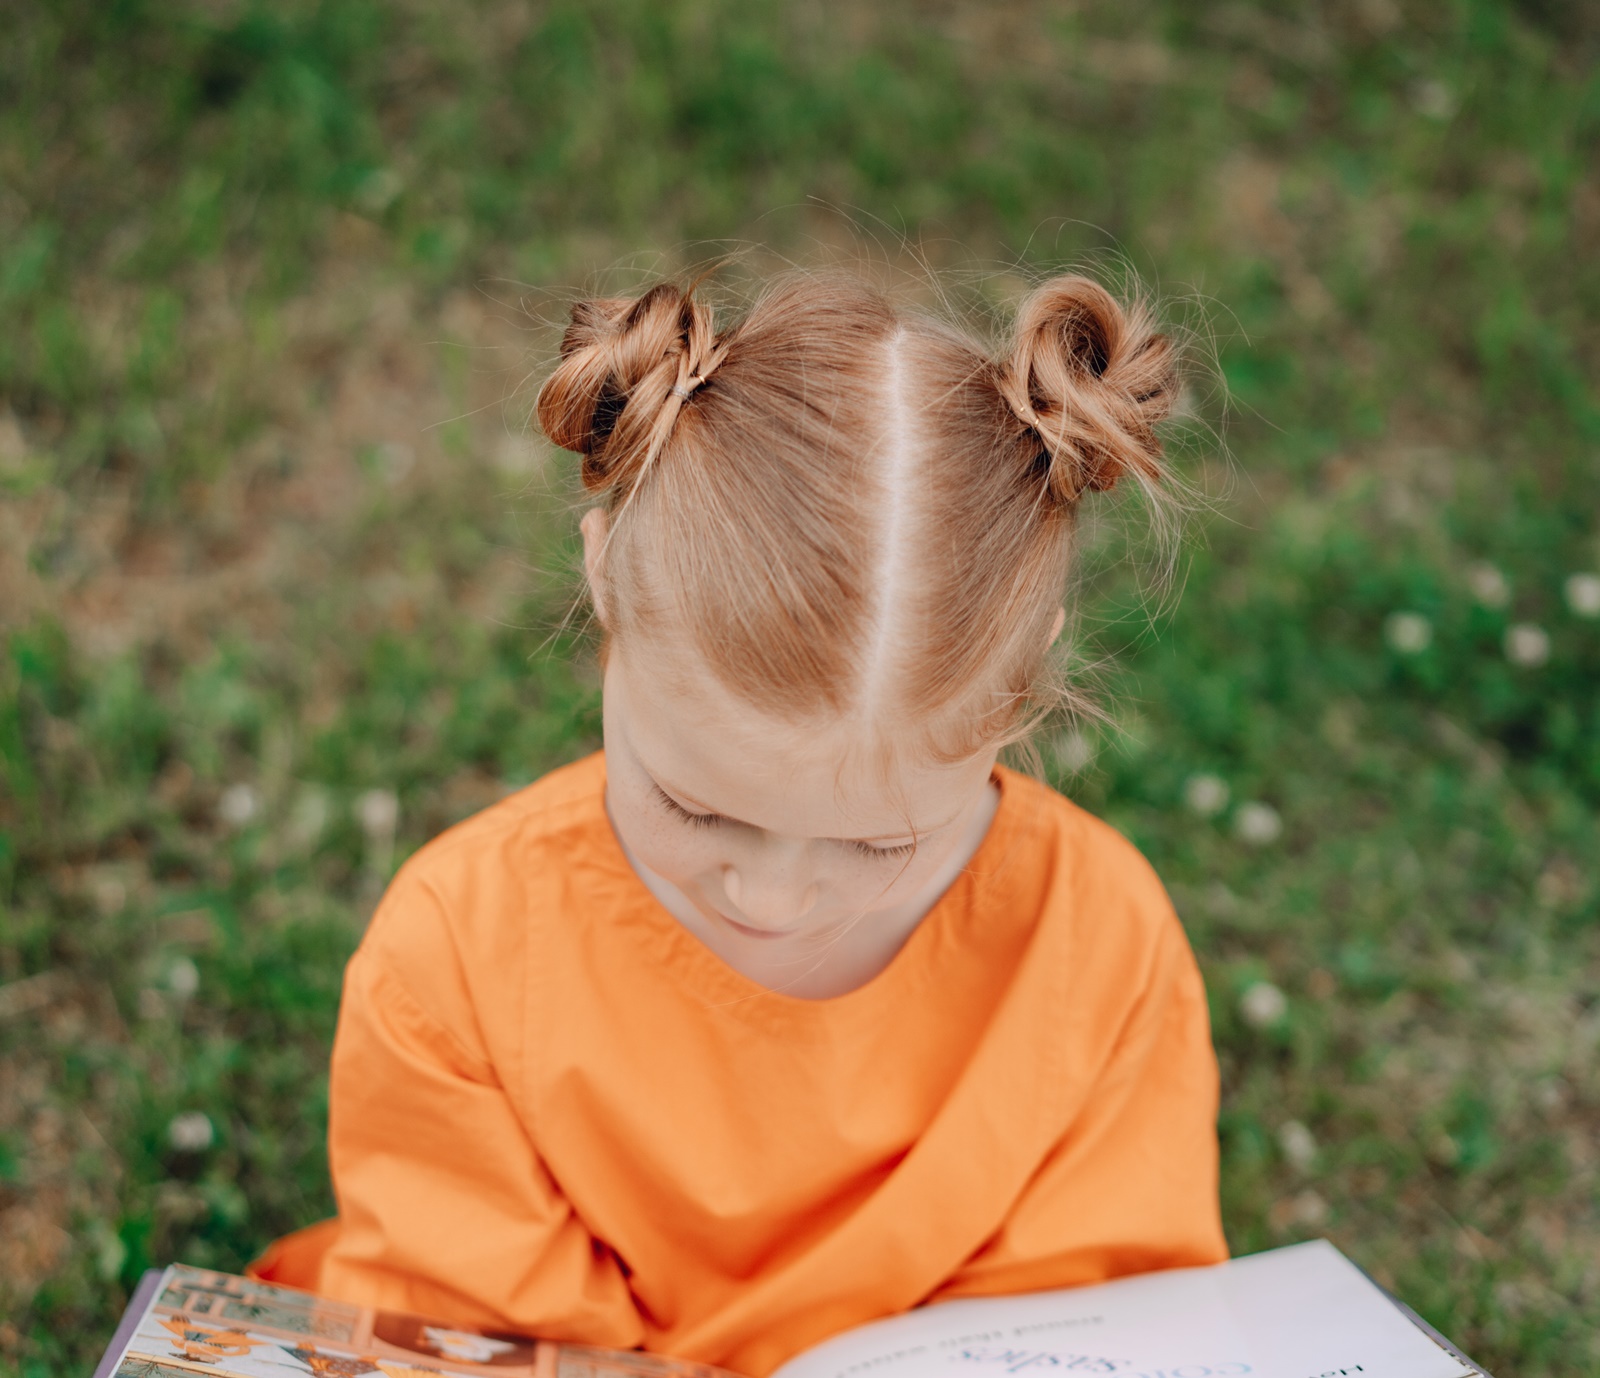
[723,850,819,931]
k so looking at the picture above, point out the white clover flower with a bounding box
[356,167,404,215]
[167,1111,214,1153]
[1533,1078,1568,1114]
[375,441,415,484]
[1288,1189,1329,1228]
[1529,1081,1568,1113]
[356,788,400,839]
[1278,1120,1318,1171]
[1239,980,1288,1028]
[1504,622,1550,667]
[1466,561,1510,608]
[1234,801,1283,846]
[90,1222,128,1283]
[1183,773,1230,818]
[87,871,126,917]
[1564,572,1600,618]
[1051,729,1095,774]
[218,783,259,828]
[1384,611,1432,654]
[288,786,332,847]
[166,956,200,1000]
[1412,80,1456,121]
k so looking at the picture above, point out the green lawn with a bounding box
[2,2,1597,1373]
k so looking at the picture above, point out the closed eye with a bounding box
[652,780,917,859]
[849,838,917,861]
[653,783,723,829]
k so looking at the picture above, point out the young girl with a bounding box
[254,269,1228,1375]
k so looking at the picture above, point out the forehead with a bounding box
[609,638,990,838]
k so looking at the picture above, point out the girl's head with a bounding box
[537,270,1178,978]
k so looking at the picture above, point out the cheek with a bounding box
[815,841,954,907]
[609,786,725,882]
[867,821,981,903]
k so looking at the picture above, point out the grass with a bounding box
[2,1,1598,1372]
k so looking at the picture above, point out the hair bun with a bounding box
[537,283,727,499]
[999,274,1176,505]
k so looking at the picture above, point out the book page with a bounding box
[771,1242,1476,1378]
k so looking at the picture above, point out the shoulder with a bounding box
[399,750,609,882]
[994,766,1194,984]
[355,751,612,1009]
[997,766,1174,913]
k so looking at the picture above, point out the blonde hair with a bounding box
[537,270,1179,762]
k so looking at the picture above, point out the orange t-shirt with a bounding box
[255,752,1226,1376]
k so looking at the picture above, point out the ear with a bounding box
[1047,606,1066,648]
[581,507,611,627]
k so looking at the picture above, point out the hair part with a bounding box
[536,268,1181,762]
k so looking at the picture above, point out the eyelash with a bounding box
[859,839,917,861]
[653,785,721,831]
[651,784,918,861]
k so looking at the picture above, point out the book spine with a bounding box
[1345,1256,1494,1378]
[92,1269,167,1378]
[1379,1291,1495,1378]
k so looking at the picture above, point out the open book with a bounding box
[95,1240,1491,1378]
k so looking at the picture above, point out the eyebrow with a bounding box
[649,770,958,843]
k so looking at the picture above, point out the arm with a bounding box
[319,872,644,1344]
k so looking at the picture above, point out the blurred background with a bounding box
[2,2,1597,1373]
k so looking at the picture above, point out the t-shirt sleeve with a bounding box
[934,905,1229,1297]
[319,866,645,1345]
